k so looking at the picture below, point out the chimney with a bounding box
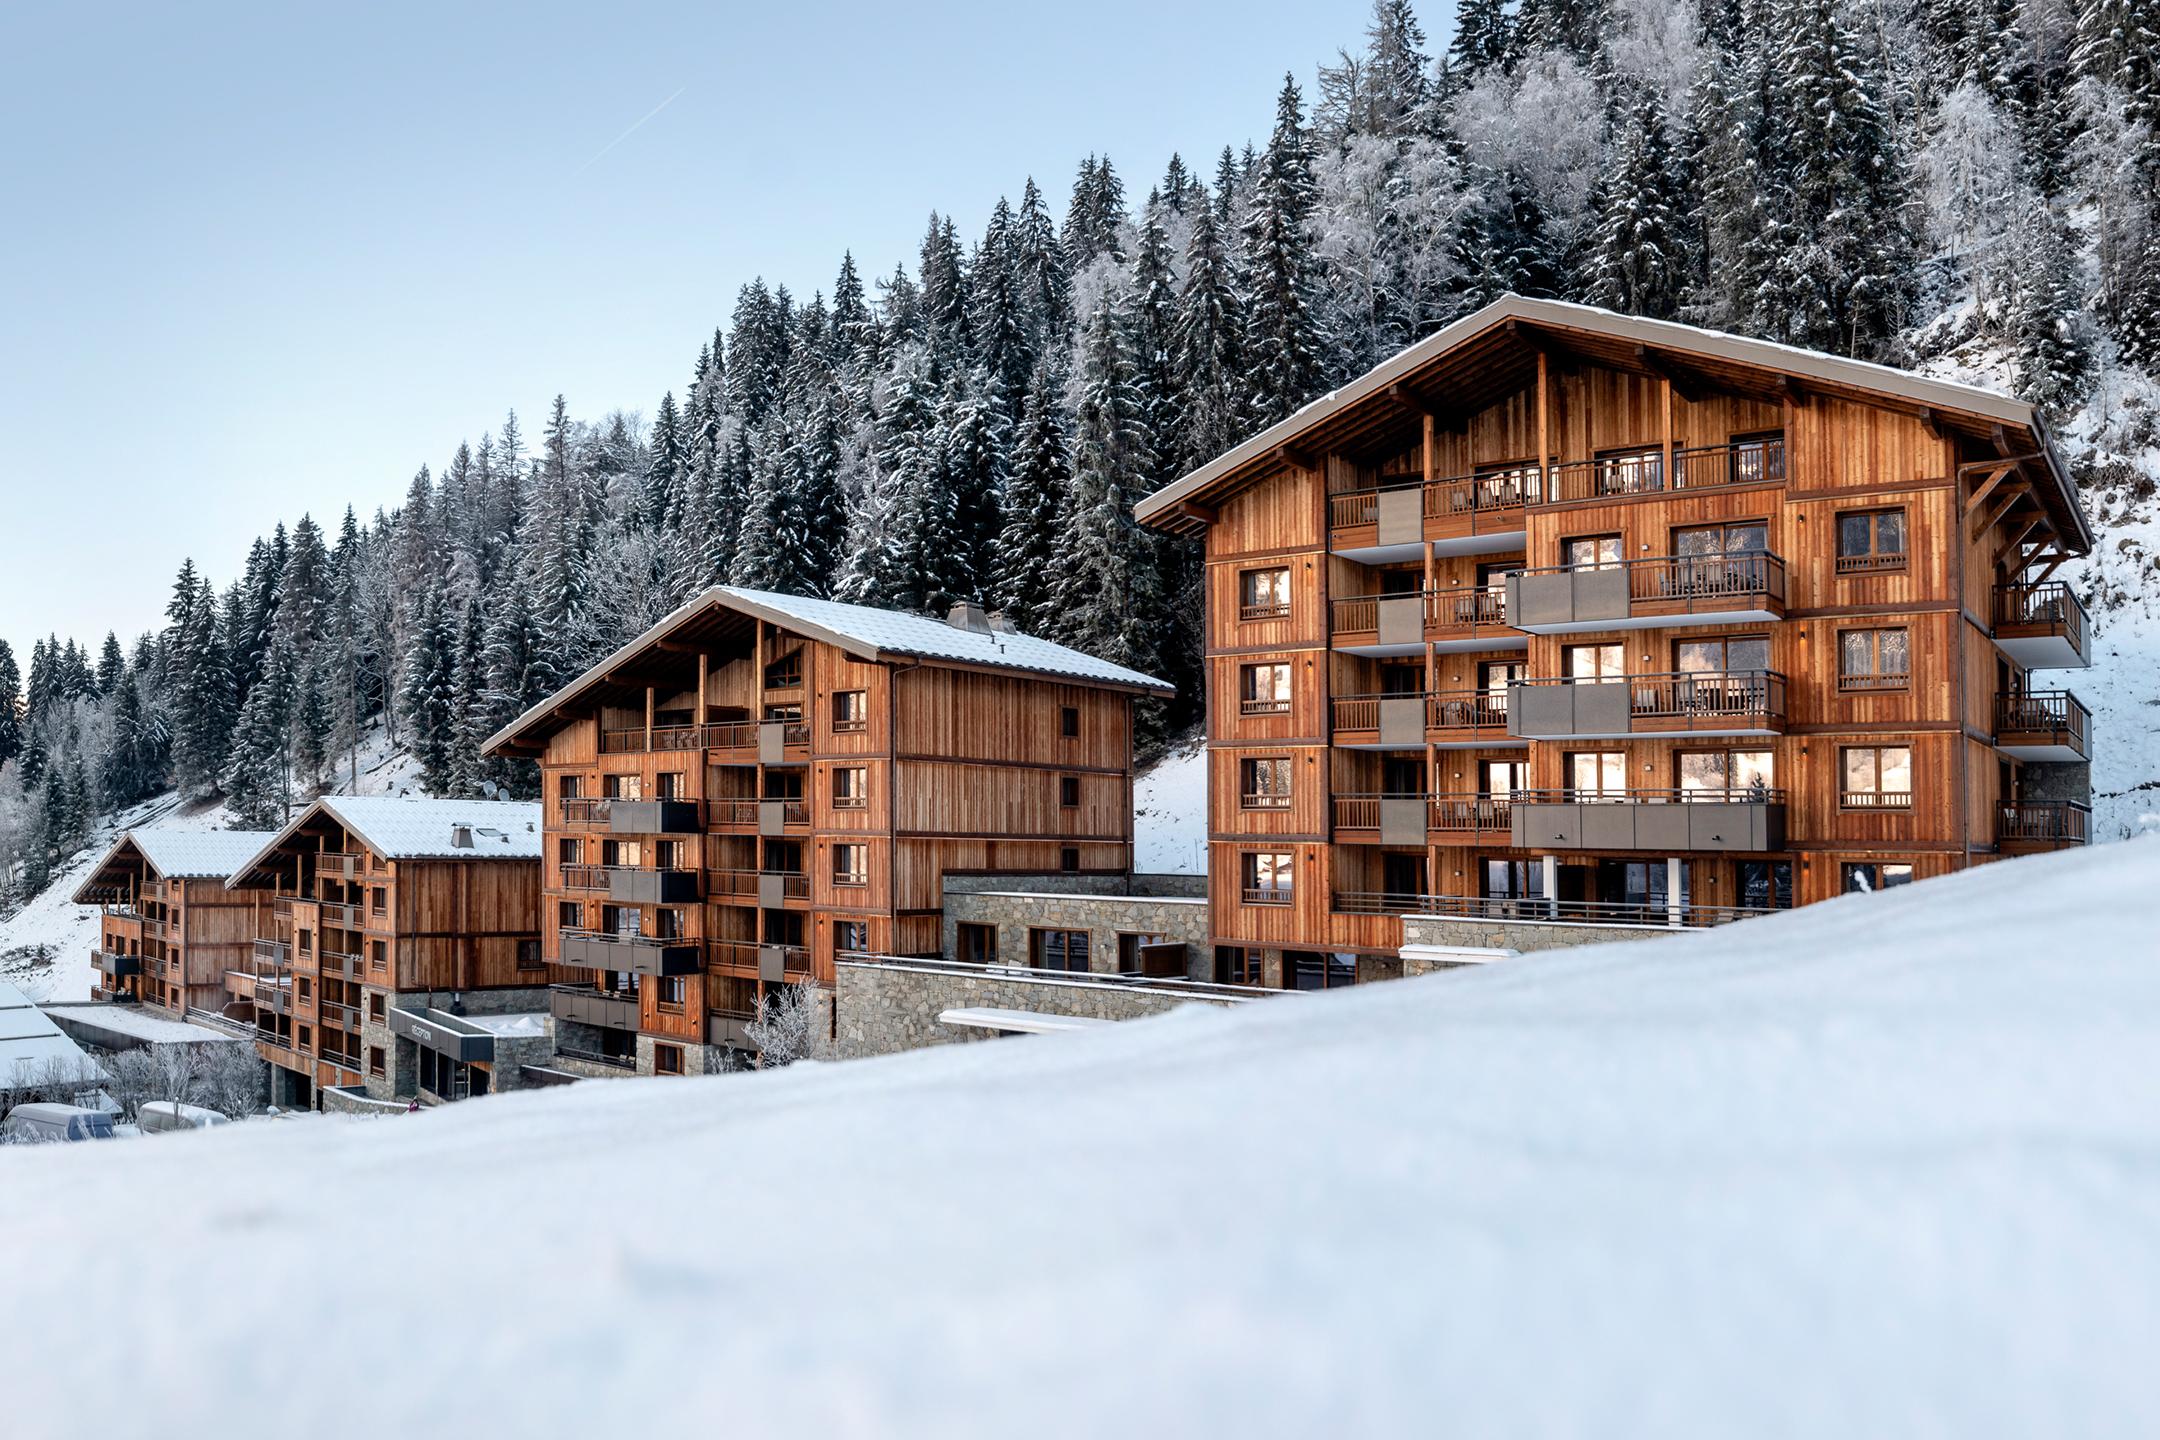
[451,825,474,850]
[946,600,992,634]
[986,610,1016,633]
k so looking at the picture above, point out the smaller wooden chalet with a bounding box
[226,796,555,1108]
[72,829,275,1016]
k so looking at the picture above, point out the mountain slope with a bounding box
[3,836,2156,1437]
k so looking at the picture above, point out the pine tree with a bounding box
[226,638,295,827]
[398,586,458,794]
[831,251,876,365]
[1243,76,1331,424]
[1446,0,1515,87]
[0,639,20,775]
[1171,200,1250,476]
[95,633,124,696]
[2006,194,2095,411]
[1015,176,1072,347]
[1586,86,1692,319]
[643,390,687,531]
[990,355,1070,630]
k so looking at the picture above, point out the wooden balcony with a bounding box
[1330,690,1521,750]
[317,901,365,930]
[1998,801,2091,853]
[705,869,811,907]
[1508,671,1787,740]
[1542,437,1785,504]
[607,800,703,835]
[1331,794,1513,842]
[559,798,614,828]
[1329,586,1524,656]
[1993,582,2090,669]
[700,718,813,763]
[559,865,609,892]
[1425,690,1519,749]
[1508,788,1787,853]
[706,939,810,982]
[1332,891,1774,928]
[558,929,702,978]
[317,852,362,880]
[550,983,638,1033]
[1994,690,2090,762]
[318,950,362,981]
[708,798,808,835]
[605,867,703,905]
[1507,553,1787,633]
[1328,468,1534,563]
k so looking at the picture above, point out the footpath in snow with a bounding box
[3,837,2158,1436]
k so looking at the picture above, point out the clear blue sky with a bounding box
[0,0,1446,665]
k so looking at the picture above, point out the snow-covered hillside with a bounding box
[0,726,428,1004]
[1132,733,1206,874]
[5,837,2157,1436]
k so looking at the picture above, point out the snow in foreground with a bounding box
[5,840,2159,1437]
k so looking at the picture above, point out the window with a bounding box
[557,901,583,929]
[1839,628,1910,691]
[654,772,685,800]
[1030,929,1091,973]
[370,887,386,915]
[1240,758,1294,809]
[1675,520,1768,558]
[1677,750,1774,797]
[298,1025,312,1050]
[1673,521,1770,593]
[653,908,688,940]
[833,690,869,733]
[1059,775,1081,808]
[1217,946,1265,987]
[1287,951,1359,990]
[657,975,687,1010]
[369,940,387,971]
[654,1043,684,1076]
[1836,508,1907,573]
[956,923,995,965]
[1567,751,1628,798]
[1060,846,1080,873]
[1564,643,1625,680]
[1241,851,1294,905]
[1239,567,1292,621]
[1675,635,1770,675]
[298,977,312,1000]
[602,774,643,801]
[368,992,385,1022]
[835,920,870,956]
[1841,745,1913,809]
[557,774,583,800]
[601,839,641,868]
[1738,860,1794,911]
[1239,663,1292,715]
[833,766,868,810]
[557,837,581,865]
[764,651,803,688]
[1480,759,1527,797]
[1059,705,1080,738]
[1564,534,1623,570]
[516,938,543,971]
[1842,862,1914,893]
[1592,445,1663,496]
[833,844,868,887]
[369,1046,386,1078]
[654,840,684,871]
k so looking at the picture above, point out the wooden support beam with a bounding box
[1971,484,2030,542]
[1535,351,1551,472]
[1632,345,1706,403]
[1274,443,1318,472]
[1175,500,1217,525]
[2030,551,2071,583]
[1996,514,2045,563]
[1916,406,1944,440]
[1963,463,2016,517]
[1386,381,1434,419]
[1772,374,1807,405]
[1505,318,1590,374]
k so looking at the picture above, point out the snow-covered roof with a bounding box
[484,584,1173,755]
[0,983,108,1086]
[70,828,279,903]
[39,1005,247,1049]
[1136,293,2090,553]
[460,1012,549,1038]
[228,796,541,888]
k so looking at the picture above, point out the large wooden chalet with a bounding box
[73,829,274,1016]
[1136,294,2095,988]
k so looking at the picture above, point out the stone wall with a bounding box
[2020,761,2091,806]
[940,891,1212,980]
[833,959,1255,1059]
[1401,913,1687,955]
[320,1084,408,1116]
[633,1033,729,1077]
[488,1031,556,1091]
[942,871,1206,899]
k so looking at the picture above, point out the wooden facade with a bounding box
[1139,297,2094,984]
[74,834,273,1018]
[487,589,1168,1069]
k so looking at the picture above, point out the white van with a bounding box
[138,1101,233,1135]
[3,1103,118,1143]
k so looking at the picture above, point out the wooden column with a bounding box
[1659,377,1674,490]
[644,686,655,751]
[1535,352,1551,505]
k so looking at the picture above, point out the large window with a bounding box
[1842,862,1914,893]
[602,773,643,801]
[1738,860,1794,911]
[1030,929,1091,973]
[556,774,582,800]
[1287,951,1359,990]
[1563,534,1623,570]
[832,843,868,887]
[1677,749,1774,796]
[833,766,868,809]
[1566,751,1628,798]
[832,690,869,733]
[1593,445,1663,496]
[1480,759,1527,796]
[1564,643,1625,680]
[1836,508,1907,573]
[1839,628,1910,691]
[1841,745,1913,809]
[1675,520,1768,558]
[557,837,581,865]
[1239,567,1291,621]
[1240,758,1294,809]
[1241,851,1295,905]
[835,920,870,955]
[956,923,995,965]
[1239,663,1292,715]
[1675,635,1770,674]
[657,975,687,1009]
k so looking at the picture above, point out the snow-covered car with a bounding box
[3,1103,118,1142]
[138,1101,233,1135]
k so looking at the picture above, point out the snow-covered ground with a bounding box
[1131,734,1206,874]
[4,836,2157,1436]
[0,724,430,1003]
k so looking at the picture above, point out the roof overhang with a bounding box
[1134,294,2091,555]
[70,835,154,904]
[483,587,1173,758]
[225,800,366,892]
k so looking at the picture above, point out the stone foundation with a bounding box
[941,890,1211,979]
[1401,913,1691,954]
[834,959,1255,1059]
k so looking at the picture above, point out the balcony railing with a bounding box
[1427,689,1511,734]
[558,797,613,827]
[1508,551,1787,630]
[560,865,609,891]
[1240,886,1294,906]
[1993,581,2089,667]
[1508,670,1786,737]
[1330,793,1513,834]
[318,901,364,930]
[1332,892,1775,928]
[318,1001,360,1031]
[706,868,813,900]
[1515,786,1785,806]
[1545,438,1785,503]
[1330,586,1511,645]
[252,938,291,964]
[599,724,706,755]
[1999,800,2090,849]
[1328,467,1539,531]
[1994,690,2091,757]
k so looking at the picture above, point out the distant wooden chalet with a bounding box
[225,797,553,1107]
[483,585,1171,1077]
[1136,294,2094,987]
[73,829,275,1017]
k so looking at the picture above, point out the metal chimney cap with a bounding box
[945,600,992,633]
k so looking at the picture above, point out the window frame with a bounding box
[1240,850,1295,905]
[833,765,869,810]
[1059,705,1081,739]
[832,689,869,734]
[1837,627,1911,692]
[832,843,869,887]
[1839,744,1914,810]
[1059,775,1081,809]
[1029,928,1092,973]
[1841,861,1915,893]
[1562,533,1624,571]
[1239,662,1293,716]
[1239,756,1294,810]
[1238,566,1292,622]
[1835,507,1909,574]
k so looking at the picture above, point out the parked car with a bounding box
[138,1101,233,1135]
[3,1103,118,1143]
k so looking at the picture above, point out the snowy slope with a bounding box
[0,725,430,1003]
[5,837,2159,1437]
[1131,734,1206,873]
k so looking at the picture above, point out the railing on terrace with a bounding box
[1999,800,2091,845]
[271,897,294,920]
[556,1045,637,1071]
[558,798,614,827]
[1510,786,1787,806]
[252,939,290,963]
[835,950,1272,1001]
[1332,891,1777,928]
[1513,552,1788,609]
[1240,886,1293,907]
[1329,793,1514,833]
[603,719,814,753]
[704,869,812,899]
[1544,438,1785,503]
[561,928,696,951]
[708,798,809,827]
[560,865,609,891]
[1995,690,2091,747]
[1328,467,1541,529]
[705,939,811,972]
[1993,580,2087,650]
[1330,586,1509,637]
[1428,689,1511,730]
[1514,670,1788,726]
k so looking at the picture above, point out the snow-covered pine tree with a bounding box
[643,390,687,532]
[95,634,124,697]
[1243,76,1332,424]
[1445,0,1515,89]
[226,638,295,828]
[0,639,20,774]
[1014,176,1072,349]
[939,364,1011,597]
[991,354,1070,632]
[398,585,458,794]
[969,198,1032,412]
[1586,84,1692,319]
[732,409,806,593]
[2005,193,2095,412]
[1171,198,1250,476]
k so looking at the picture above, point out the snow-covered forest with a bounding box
[2,0,2156,903]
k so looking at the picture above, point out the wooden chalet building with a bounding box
[73,829,275,1016]
[225,797,552,1108]
[482,585,1171,1077]
[1136,295,2095,987]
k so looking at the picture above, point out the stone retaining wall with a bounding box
[833,960,1252,1059]
[1401,913,1690,956]
[941,891,1211,980]
[320,1084,408,1116]
[942,871,1206,899]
